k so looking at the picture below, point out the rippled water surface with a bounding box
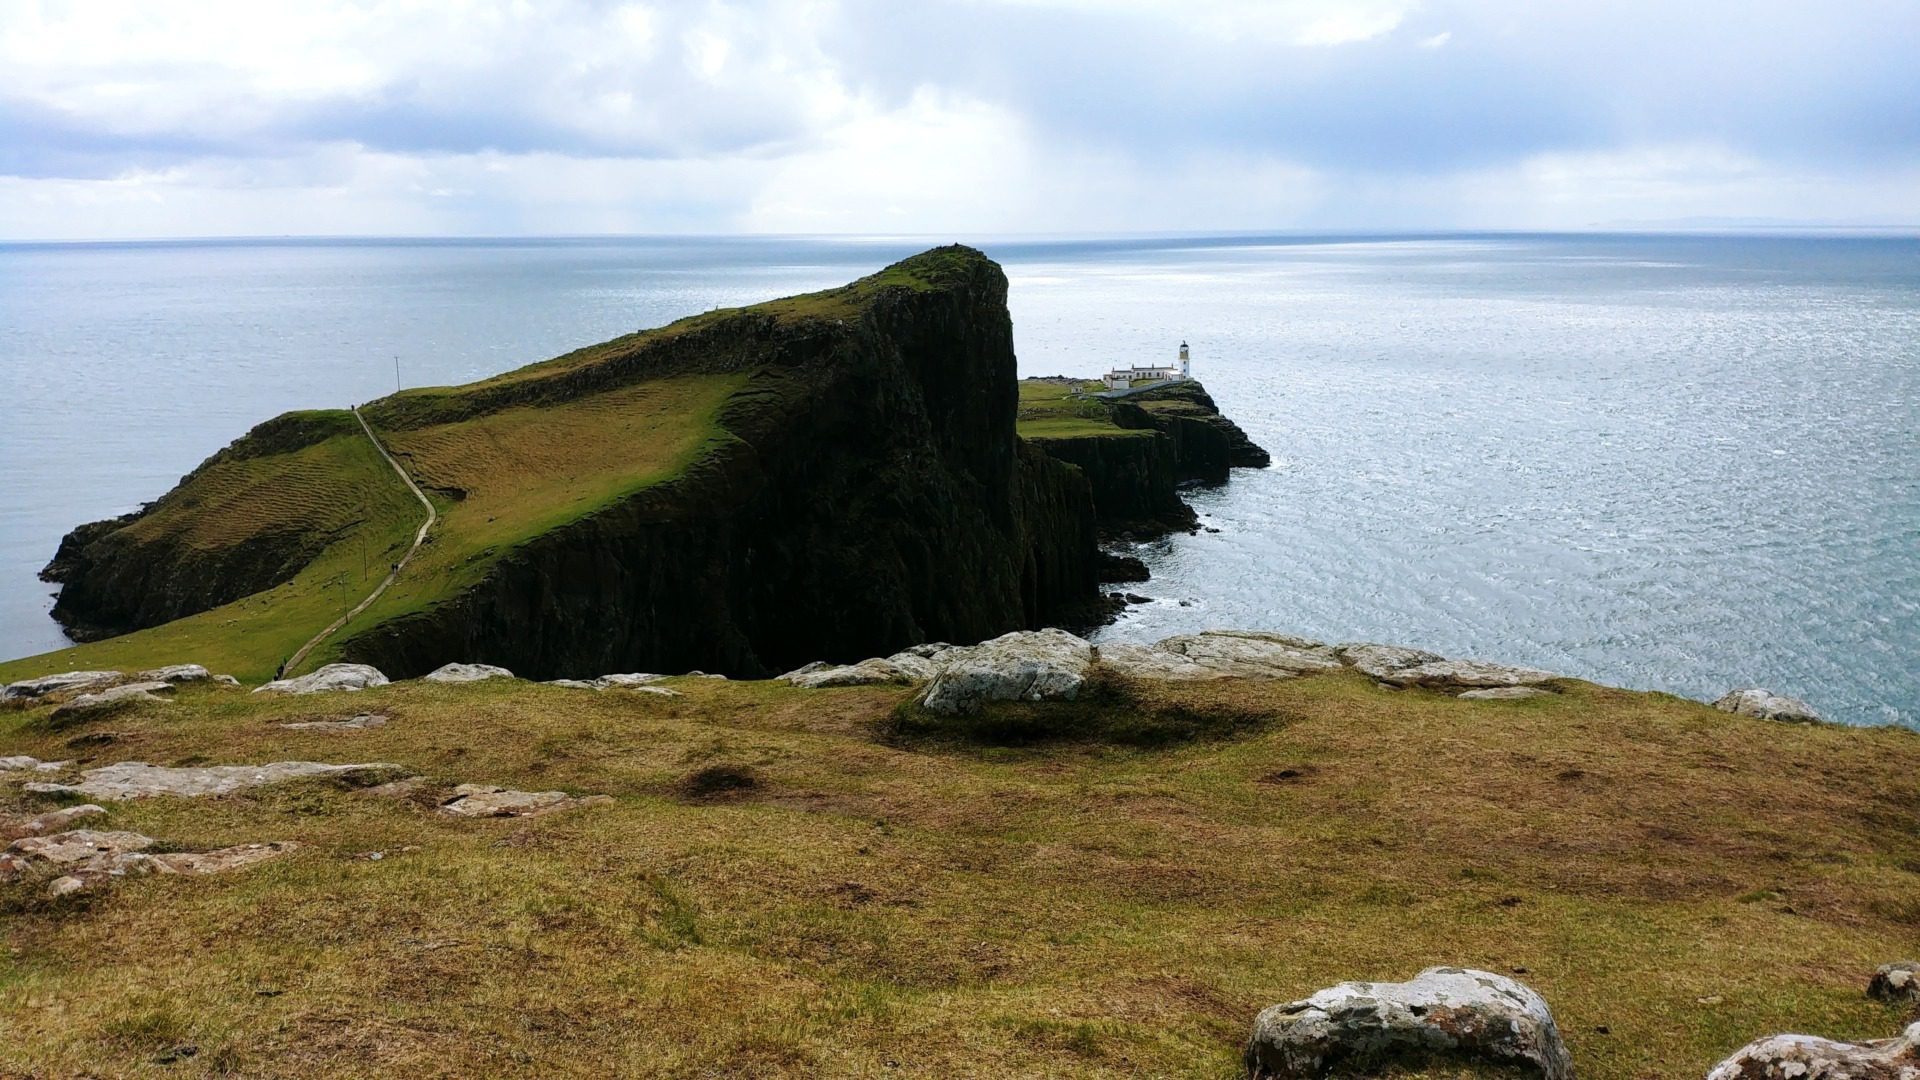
[2,234,1914,724]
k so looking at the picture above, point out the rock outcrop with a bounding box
[921,629,1094,714]
[1715,688,1823,724]
[25,760,407,800]
[1706,1021,1920,1079]
[253,664,389,695]
[423,663,515,684]
[1,826,299,898]
[49,680,174,723]
[3,670,122,701]
[440,785,612,818]
[1868,961,1919,1005]
[1244,967,1575,1080]
[1154,631,1343,679]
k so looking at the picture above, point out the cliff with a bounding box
[25,247,1102,681]
[1015,377,1269,537]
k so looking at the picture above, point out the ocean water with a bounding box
[1,234,1915,725]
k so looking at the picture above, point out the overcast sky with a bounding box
[3,0,1917,239]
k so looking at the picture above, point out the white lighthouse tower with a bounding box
[1178,341,1191,378]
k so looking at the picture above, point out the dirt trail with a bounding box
[281,407,436,677]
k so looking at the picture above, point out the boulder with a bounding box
[1706,1021,1920,1079]
[134,664,212,684]
[253,664,389,695]
[1869,961,1920,1005]
[422,662,515,684]
[1154,631,1343,679]
[440,784,613,818]
[2,670,121,701]
[1460,687,1556,701]
[545,679,600,690]
[921,629,1095,715]
[1378,659,1559,690]
[1094,641,1225,681]
[1335,643,1445,680]
[49,681,175,722]
[280,713,388,731]
[1244,966,1574,1080]
[1715,688,1823,724]
[898,643,955,660]
[212,675,242,687]
[25,760,408,800]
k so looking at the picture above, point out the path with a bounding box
[282,406,437,677]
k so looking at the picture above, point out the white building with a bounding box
[1102,342,1192,390]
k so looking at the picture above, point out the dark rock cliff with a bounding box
[334,255,1107,678]
[1023,380,1269,539]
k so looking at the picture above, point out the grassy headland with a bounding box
[2,668,1916,1076]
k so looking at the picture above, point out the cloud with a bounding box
[0,0,1916,237]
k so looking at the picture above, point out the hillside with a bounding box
[10,247,1104,683]
[2,644,1916,1077]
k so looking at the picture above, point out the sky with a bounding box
[2,0,1918,239]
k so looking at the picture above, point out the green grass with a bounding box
[0,425,423,684]
[1,670,1916,1077]
[1015,380,1137,441]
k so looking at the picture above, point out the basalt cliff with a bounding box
[27,247,1261,683]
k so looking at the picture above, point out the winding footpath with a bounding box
[281,407,437,677]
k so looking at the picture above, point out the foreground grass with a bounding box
[2,671,1917,1077]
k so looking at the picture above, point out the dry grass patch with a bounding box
[1,672,1917,1077]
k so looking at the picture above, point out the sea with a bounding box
[1,233,1915,726]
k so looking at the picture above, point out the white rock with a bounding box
[544,679,600,690]
[1,804,108,839]
[596,673,666,689]
[212,674,242,687]
[134,664,212,684]
[49,682,175,721]
[422,662,515,684]
[1707,1021,1920,1080]
[253,663,389,695]
[24,760,407,800]
[1153,631,1342,679]
[1245,967,1574,1079]
[1377,659,1558,689]
[921,629,1094,715]
[1334,643,1445,680]
[2,670,121,701]
[1714,687,1823,724]
[1094,641,1224,681]
[1459,686,1556,701]
[46,875,88,898]
[784,656,930,689]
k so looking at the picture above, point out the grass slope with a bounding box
[1015,380,1151,441]
[1,418,423,683]
[3,671,1916,1077]
[0,246,994,683]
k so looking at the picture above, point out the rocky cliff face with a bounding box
[39,247,1107,679]
[1022,379,1269,538]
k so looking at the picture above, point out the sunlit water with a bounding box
[1,234,1914,725]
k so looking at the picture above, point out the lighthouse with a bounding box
[1178,341,1191,378]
